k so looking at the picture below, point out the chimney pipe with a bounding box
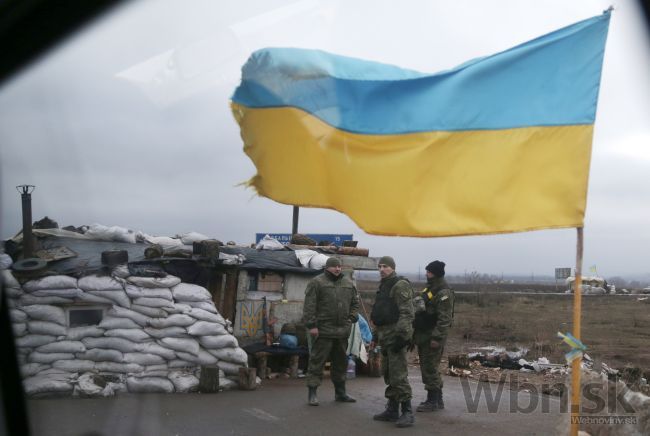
[16,185,35,258]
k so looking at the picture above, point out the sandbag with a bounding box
[23,275,78,292]
[37,340,86,354]
[123,352,166,366]
[83,337,139,353]
[133,297,174,308]
[163,304,192,314]
[126,376,174,393]
[177,232,209,245]
[1,269,21,289]
[199,334,238,350]
[32,289,81,298]
[99,316,140,330]
[187,321,227,336]
[187,308,225,324]
[78,274,124,292]
[75,373,104,397]
[95,362,143,373]
[77,348,124,363]
[20,295,75,306]
[158,337,199,356]
[67,326,105,341]
[131,370,169,378]
[104,328,151,342]
[136,288,173,301]
[127,275,181,289]
[28,352,75,364]
[13,322,27,337]
[85,224,137,244]
[129,304,169,318]
[52,359,95,373]
[21,363,50,377]
[185,301,218,313]
[208,347,248,365]
[217,360,246,376]
[148,314,194,329]
[10,309,27,323]
[168,360,196,369]
[16,334,58,348]
[22,305,66,325]
[75,292,114,305]
[28,321,67,337]
[171,283,211,302]
[107,307,149,326]
[87,290,130,308]
[145,364,168,372]
[137,342,176,360]
[176,349,218,365]
[23,376,73,395]
[111,265,131,279]
[144,326,189,339]
[219,378,238,390]
[124,284,174,300]
[168,371,199,393]
[5,287,23,298]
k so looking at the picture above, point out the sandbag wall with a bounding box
[2,266,249,397]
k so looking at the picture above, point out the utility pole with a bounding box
[17,185,35,258]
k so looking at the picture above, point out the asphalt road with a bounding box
[27,369,566,436]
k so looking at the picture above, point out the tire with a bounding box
[11,257,47,272]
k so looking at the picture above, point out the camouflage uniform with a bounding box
[303,271,359,389]
[413,276,454,410]
[371,273,415,402]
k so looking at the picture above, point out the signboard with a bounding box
[256,233,353,246]
[555,267,572,280]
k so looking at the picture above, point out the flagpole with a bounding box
[292,206,299,234]
[570,226,584,436]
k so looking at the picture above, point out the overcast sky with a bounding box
[0,0,648,277]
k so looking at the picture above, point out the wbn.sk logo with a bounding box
[460,373,638,416]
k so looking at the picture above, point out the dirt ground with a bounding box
[357,280,650,396]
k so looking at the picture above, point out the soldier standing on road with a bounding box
[303,257,359,406]
[370,256,415,428]
[413,260,454,412]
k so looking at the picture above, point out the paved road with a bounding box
[28,369,566,436]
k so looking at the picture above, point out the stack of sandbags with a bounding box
[8,268,249,397]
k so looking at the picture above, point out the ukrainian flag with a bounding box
[231,11,611,237]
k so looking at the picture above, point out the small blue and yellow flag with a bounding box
[231,11,611,237]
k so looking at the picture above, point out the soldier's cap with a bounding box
[378,256,396,269]
[426,260,446,277]
[325,257,342,268]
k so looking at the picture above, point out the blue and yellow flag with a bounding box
[231,11,611,237]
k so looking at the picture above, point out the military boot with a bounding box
[308,386,319,406]
[373,399,399,422]
[416,390,437,412]
[436,388,445,410]
[396,400,415,428]
[334,382,356,402]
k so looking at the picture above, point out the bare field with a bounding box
[357,280,650,372]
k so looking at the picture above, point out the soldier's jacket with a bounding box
[302,271,360,338]
[413,277,454,341]
[372,272,414,344]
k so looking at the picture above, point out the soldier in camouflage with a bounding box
[370,256,415,428]
[413,260,454,412]
[303,256,359,406]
